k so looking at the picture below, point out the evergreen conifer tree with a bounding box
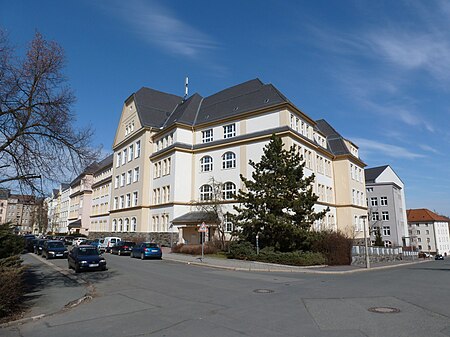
[233,134,328,252]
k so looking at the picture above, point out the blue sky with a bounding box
[2,1,449,215]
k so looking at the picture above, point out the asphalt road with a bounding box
[3,253,450,337]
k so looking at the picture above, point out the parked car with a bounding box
[130,242,162,260]
[111,241,136,256]
[64,236,74,246]
[435,254,444,260]
[34,239,47,255]
[73,237,87,246]
[42,240,69,259]
[100,237,122,253]
[26,238,38,252]
[67,245,107,273]
[90,238,104,251]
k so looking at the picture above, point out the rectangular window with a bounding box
[166,186,170,202]
[128,145,134,161]
[380,196,388,206]
[382,211,389,221]
[114,197,118,210]
[135,140,141,158]
[127,170,132,185]
[122,149,127,165]
[120,173,125,187]
[202,129,213,143]
[116,153,121,168]
[133,192,138,206]
[167,158,171,175]
[157,188,161,204]
[126,193,131,207]
[114,176,119,189]
[120,196,124,208]
[383,226,391,236]
[372,212,379,221]
[371,197,378,207]
[133,167,139,182]
[223,123,236,138]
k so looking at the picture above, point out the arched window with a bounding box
[119,219,123,232]
[200,185,213,201]
[222,152,236,169]
[222,182,236,200]
[200,156,213,172]
[112,219,117,232]
[125,218,130,232]
[131,217,137,232]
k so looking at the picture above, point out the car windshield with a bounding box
[48,242,64,248]
[78,248,99,256]
[144,243,158,248]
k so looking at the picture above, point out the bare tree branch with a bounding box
[0,29,99,195]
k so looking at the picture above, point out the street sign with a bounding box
[198,222,207,232]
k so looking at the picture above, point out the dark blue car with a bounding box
[42,240,68,259]
[130,242,162,260]
[68,245,107,273]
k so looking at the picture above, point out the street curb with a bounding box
[0,254,90,328]
[163,255,431,274]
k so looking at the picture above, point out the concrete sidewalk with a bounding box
[1,253,89,328]
[161,247,430,274]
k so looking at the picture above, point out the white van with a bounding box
[100,237,121,252]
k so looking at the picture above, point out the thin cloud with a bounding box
[353,138,425,159]
[98,0,218,59]
[418,144,440,155]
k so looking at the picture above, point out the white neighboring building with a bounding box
[58,184,70,234]
[108,79,367,245]
[407,209,450,256]
[365,165,408,247]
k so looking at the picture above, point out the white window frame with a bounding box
[135,140,141,158]
[133,192,138,206]
[128,145,134,161]
[380,196,388,206]
[382,211,389,221]
[371,197,378,207]
[222,182,236,200]
[200,185,213,201]
[133,167,139,182]
[127,170,132,185]
[382,226,391,236]
[200,156,213,172]
[202,129,213,143]
[223,123,236,139]
[222,152,236,169]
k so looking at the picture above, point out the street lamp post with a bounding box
[360,215,370,269]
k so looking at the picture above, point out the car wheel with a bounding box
[118,250,122,256]
[141,252,145,260]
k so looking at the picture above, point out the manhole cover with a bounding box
[368,307,400,314]
[253,289,274,294]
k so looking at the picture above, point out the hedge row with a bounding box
[0,256,24,319]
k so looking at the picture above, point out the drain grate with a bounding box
[253,289,274,294]
[368,307,400,314]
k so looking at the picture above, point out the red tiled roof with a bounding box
[407,209,448,222]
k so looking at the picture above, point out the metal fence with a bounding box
[352,246,418,257]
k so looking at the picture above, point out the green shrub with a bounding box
[255,248,326,266]
[0,256,24,319]
[310,230,353,265]
[171,243,218,255]
[227,241,256,260]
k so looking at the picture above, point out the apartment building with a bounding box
[5,194,45,234]
[365,165,408,247]
[67,162,99,234]
[106,78,367,245]
[90,154,113,233]
[58,184,70,233]
[46,189,60,233]
[407,209,450,255]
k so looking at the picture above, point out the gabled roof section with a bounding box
[164,93,204,126]
[70,162,100,186]
[365,165,389,183]
[407,209,448,222]
[133,87,182,128]
[315,119,351,155]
